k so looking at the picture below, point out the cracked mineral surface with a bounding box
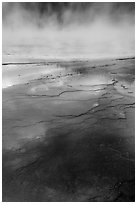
[2,57,135,201]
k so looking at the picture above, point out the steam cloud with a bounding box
[2,2,135,59]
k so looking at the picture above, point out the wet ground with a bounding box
[2,57,135,201]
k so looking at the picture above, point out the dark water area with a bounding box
[2,58,135,201]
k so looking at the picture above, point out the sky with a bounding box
[2,2,135,60]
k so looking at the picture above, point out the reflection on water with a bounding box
[2,59,135,149]
[69,73,112,87]
[2,64,64,88]
[3,60,135,99]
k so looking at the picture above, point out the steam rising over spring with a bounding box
[2,2,135,59]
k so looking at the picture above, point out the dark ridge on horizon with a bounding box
[2,56,135,66]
